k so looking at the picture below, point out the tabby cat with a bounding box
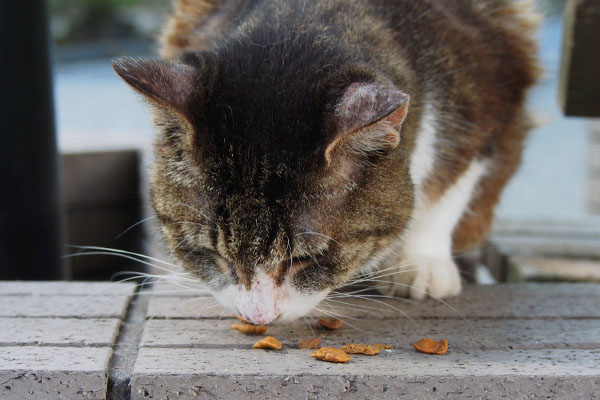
[114,0,538,324]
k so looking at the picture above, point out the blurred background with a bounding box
[1,0,599,283]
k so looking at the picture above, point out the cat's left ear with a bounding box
[325,82,409,165]
[112,57,198,115]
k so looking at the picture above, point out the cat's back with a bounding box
[160,0,538,62]
[160,0,538,110]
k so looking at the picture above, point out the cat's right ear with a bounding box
[112,56,210,116]
[324,81,409,167]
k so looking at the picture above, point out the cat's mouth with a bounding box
[211,270,330,324]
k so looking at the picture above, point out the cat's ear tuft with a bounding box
[112,57,197,113]
[325,82,409,165]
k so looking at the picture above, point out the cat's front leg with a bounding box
[381,159,488,299]
[377,248,461,300]
[397,254,462,300]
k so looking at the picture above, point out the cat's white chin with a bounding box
[210,270,329,324]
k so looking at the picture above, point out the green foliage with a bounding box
[50,0,142,14]
[49,0,151,42]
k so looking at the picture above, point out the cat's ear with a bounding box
[325,82,409,166]
[112,57,198,114]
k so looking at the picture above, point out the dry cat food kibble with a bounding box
[317,317,344,330]
[373,343,394,350]
[310,347,351,363]
[253,336,282,350]
[412,338,449,355]
[298,337,321,349]
[232,323,267,335]
[340,343,380,356]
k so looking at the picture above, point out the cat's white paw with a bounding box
[380,256,462,300]
[408,257,462,299]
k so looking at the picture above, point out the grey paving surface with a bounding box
[0,281,136,296]
[146,283,600,319]
[131,349,600,400]
[133,347,599,376]
[0,281,135,400]
[134,283,600,399]
[140,318,600,350]
[0,294,133,318]
[3,281,600,399]
[0,347,112,399]
[0,318,121,346]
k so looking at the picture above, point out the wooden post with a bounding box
[559,0,600,117]
[0,2,65,279]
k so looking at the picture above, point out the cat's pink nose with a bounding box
[237,273,284,325]
[242,310,280,326]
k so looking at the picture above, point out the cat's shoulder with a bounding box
[160,0,248,59]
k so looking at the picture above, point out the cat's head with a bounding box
[114,48,414,324]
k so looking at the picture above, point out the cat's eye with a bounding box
[280,253,325,275]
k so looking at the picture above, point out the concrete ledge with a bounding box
[146,283,600,319]
[0,295,133,318]
[0,318,121,347]
[2,281,599,399]
[131,375,599,400]
[0,347,112,400]
[131,349,599,399]
[140,318,600,350]
[0,281,136,296]
[0,281,135,400]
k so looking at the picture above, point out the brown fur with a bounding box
[160,0,539,254]
[115,0,539,294]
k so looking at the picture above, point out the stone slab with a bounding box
[131,348,600,399]
[0,318,121,347]
[146,283,600,319]
[493,236,600,259]
[0,295,132,318]
[147,281,211,297]
[0,346,112,399]
[0,281,136,296]
[509,256,600,282]
[133,347,600,377]
[131,374,599,400]
[140,318,600,351]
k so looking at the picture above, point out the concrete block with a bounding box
[146,296,225,319]
[146,284,600,319]
[508,256,600,282]
[140,318,600,351]
[0,318,121,347]
[131,348,600,399]
[0,295,132,318]
[149,281,210,297]
[0,346,112,399]
[0,281,136,296]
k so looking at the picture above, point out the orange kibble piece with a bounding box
[232,323,267,335]
[317,317,344,330]
[298,337,321,349]
[412,338,449,355]
[310,347,351,363]
[340,343,380,356]
[373,343,394,350]
[253,336,282,350]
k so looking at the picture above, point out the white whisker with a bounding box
[302,316,315,337]
[115,216,157,239]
